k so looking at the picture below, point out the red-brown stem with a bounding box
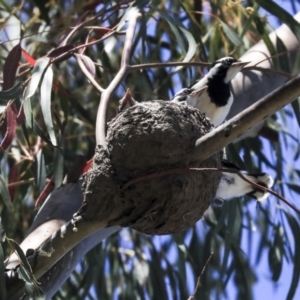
[121,167,300,214]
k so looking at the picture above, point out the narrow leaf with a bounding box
[291,98,300,128]
[0,243,6,300]
[220,21,243,46]
[54,148,64,188]
[17,265,32,283]
[276,36,291,73]
[8,239,33,275]
[23,96,33,129]
[75,53,96,78]
[256,0,300,42]
[0,81,23,101]
[174,26,197,72]
[40,66,57,146]
[24,57,50,100]
[36,150,46,195]
[254,16,278,69]
[285,214,300,300]
[0,107,17,152]
[47,45,74,58]
[0,170,13,211]
[25,282,45,300]
[3,44,22,90]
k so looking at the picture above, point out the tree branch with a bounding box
[192,75,300,162]
[30,218,107,280]
[95,11,141,147]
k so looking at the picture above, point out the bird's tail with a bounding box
[216,160,274,201]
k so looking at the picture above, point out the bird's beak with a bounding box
[191,86,208,97]
[232,61,250,69]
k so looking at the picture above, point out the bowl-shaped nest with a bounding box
[79,101,221,234]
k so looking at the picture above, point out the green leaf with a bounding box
[23,94,55,145]
[24,57,50,100]
[0,81,23,101]
[254,16,278,69]
[0,173,13,211]
[285,213,300,300]
[36,149,46,194]
[9,239,33,276]
[25,282,45,300]
[40,66,57,146]
[23,97,33,128]
[220,21,243,46]
[18,264,32,282]
[75,53,96,79]
[0,0,13,12]
[268,226,283,281]
[0,243,6,300]
[255,0,300,42]
[54,148,64,188]
[174,26,197,72]
[276,36,291,73]
[291,98,300,128]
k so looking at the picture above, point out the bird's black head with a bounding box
[206,57,248,106]
[209,57,238,82]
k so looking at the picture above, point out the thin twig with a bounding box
[121,167,300,214]
[121,167,228,189]
[95,11,141,147]
[187,252,214,300]
[7,178,34,187]
[236,173,300,214]
[129,62,293,78]
[243,66,295,79]
[129,61,211,71]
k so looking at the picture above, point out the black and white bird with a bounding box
[215,159,274,203]
[172,57,249,126]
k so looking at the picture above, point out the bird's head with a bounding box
[208,57,249,84]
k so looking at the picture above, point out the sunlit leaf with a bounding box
[24,57,50,100]
[0,81,23,101]
[54,148,64,188]
[8,239,33,275]
[40,66,57,146]
[36,150,46,195]
[0,243,6,299]
[220,21,243,46]
[75,53,96,79]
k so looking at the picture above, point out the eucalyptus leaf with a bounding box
[0,81,23,101]
[0,243,6,300]
[0,173,12,211]
[24,57,50,100]
[220,21,244,46]
[40,66,57,146]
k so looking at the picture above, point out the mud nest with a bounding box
[79,101,221,235]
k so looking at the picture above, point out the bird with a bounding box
[214,159,274,204]
[171,57,249,127]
